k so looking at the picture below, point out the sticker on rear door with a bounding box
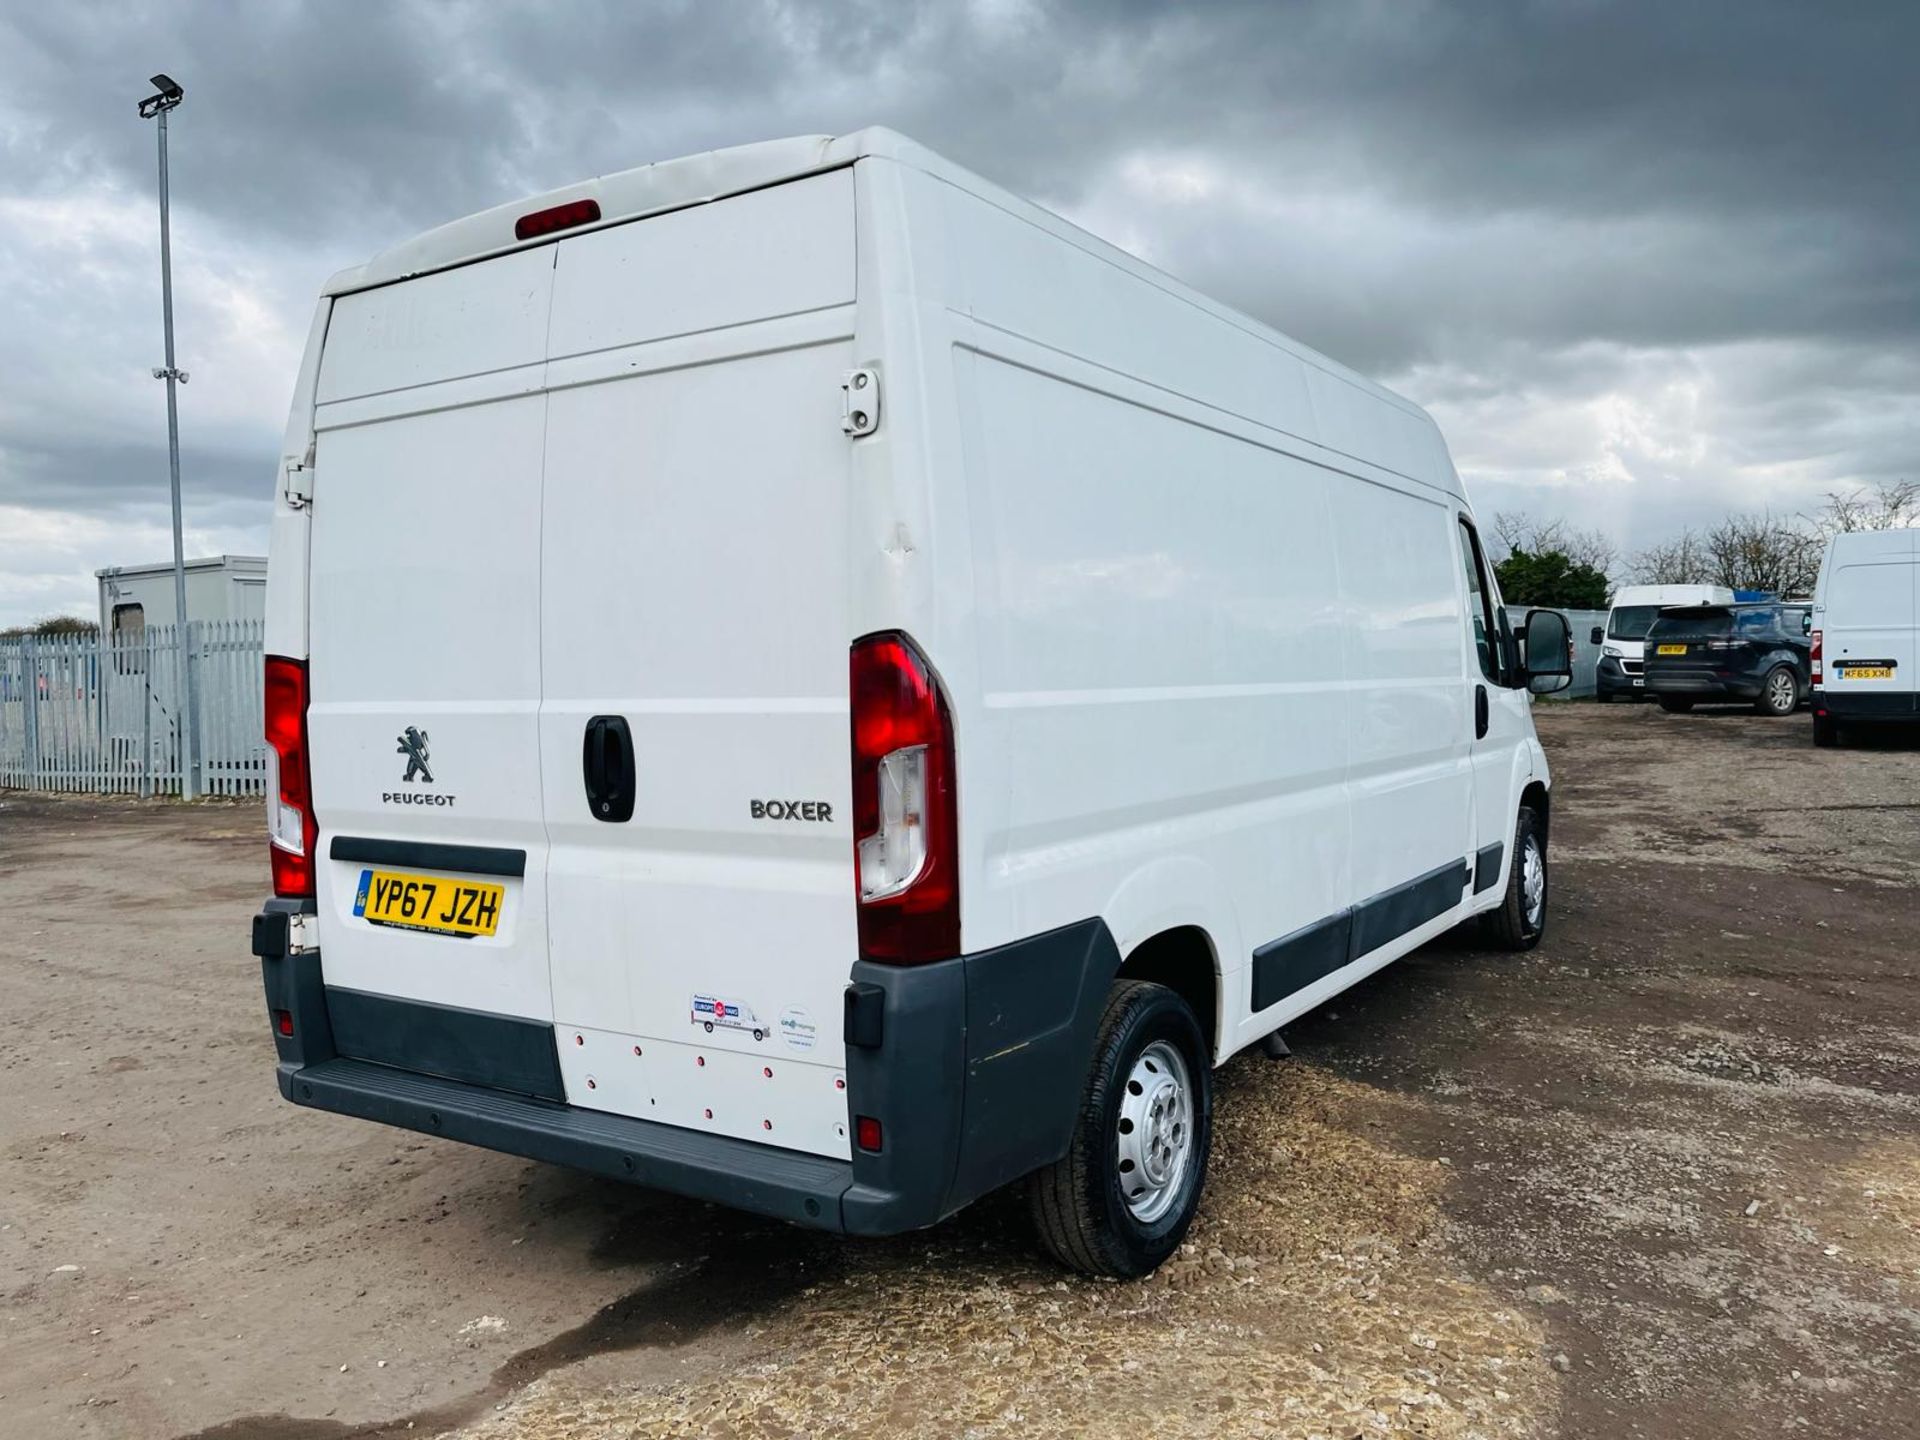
[778,1006,818,1052]
[691,994,767,1042]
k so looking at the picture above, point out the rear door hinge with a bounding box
[286,912,318,955]
[841,368,880,437]
[282,457,313,509]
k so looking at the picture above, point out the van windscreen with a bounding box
[1607,605,1663,640]
[1647,607,1733,639]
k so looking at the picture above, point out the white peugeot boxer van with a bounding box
[252,129,1571,1277]
[1591,583,1735,701]
[1809,528,1920,746]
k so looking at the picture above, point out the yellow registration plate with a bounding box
[1656,643,1688,655]
[1843,665,1893,680]
[353,868,503,938]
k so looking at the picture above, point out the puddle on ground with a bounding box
[171,1209,832,1440]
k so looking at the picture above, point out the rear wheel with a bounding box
[1480,805,1547,952]
[1756,665,1800,717]
[1813,712,1840,748]
[1030,981,1212,1278]
[1657,696,1695,714]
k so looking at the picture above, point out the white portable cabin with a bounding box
[97,554,267,640]
[252,128,1563,1276]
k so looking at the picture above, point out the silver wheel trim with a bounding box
[1521,837,1546,930]
[1769,670,1796,711]
[1115,1039,1195,1225]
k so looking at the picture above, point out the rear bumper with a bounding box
[1643,667,1762,699]
[255,904,1120,1237]
[278,1052,854,1227]
[1812,687,1920,721]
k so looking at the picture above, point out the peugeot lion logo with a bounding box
[383,727,454,807]
[396,727,433,784]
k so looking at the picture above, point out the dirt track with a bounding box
[3,703,1918,1439]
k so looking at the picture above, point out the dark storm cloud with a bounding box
[0,0,1915,622]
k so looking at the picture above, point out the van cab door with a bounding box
[1455,518,1529,891]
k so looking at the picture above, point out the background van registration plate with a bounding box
[353,868,503,938]
[1843,665,1894,680]
[1656,643,1687,655]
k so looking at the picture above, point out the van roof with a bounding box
[322,127,1425,428]
[1829,529,1918,560]
[1610,585,1733,608]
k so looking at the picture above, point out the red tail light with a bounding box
[1810,628,1823,683]
[515,198,600,241]
[264,656,316,898]
[849,632,958,963]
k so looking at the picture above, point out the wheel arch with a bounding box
[1520,777,1551,845]
[1116,925,1221,1063]
[1098,855,1239,1059]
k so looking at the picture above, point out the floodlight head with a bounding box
[138,73,183,118]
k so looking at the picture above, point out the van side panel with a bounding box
[925,171,1476,1053]
[1330,481,1473,921]
[953,346,1350,1022]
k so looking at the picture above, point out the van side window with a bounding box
[1455,520,1502,683]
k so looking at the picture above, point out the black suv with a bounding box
[1642,603,1812,716]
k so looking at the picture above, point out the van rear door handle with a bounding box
[582,715,635,823]
[1474,684,1489,740]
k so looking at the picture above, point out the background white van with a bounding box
[1592,583,1736,700]
[1810,529,1919,746]
[251,129,1572,1277]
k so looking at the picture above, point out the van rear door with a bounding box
[306,248,557,1023]
[1825,532,1919,707]
[535,172,862,1160]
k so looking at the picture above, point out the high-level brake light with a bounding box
[264,656,316,898]
[849,632,958,963]
[514,198,600,241]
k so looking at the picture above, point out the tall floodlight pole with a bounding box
[138,73,198,799]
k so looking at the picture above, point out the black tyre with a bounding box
[1657,696,1695,714]
[1813,712,1839,748]
[1755,665,1800,717]
[1479,805,1547,952]
[1030,981,1212,1278]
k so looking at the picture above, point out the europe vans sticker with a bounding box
[691,994,767,1042]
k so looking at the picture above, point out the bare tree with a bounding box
[1626,528,1713,585]
[1808,480,1920,536]
[1701,512,1822,596]
[1488,510,1618,580]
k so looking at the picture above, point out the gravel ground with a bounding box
[2,702,1917,1439]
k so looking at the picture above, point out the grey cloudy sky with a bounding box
[1,0,1914,625]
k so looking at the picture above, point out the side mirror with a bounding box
[1802,612,1813,636]
[1588,625,1605,646]
[1524,608,1573,695]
